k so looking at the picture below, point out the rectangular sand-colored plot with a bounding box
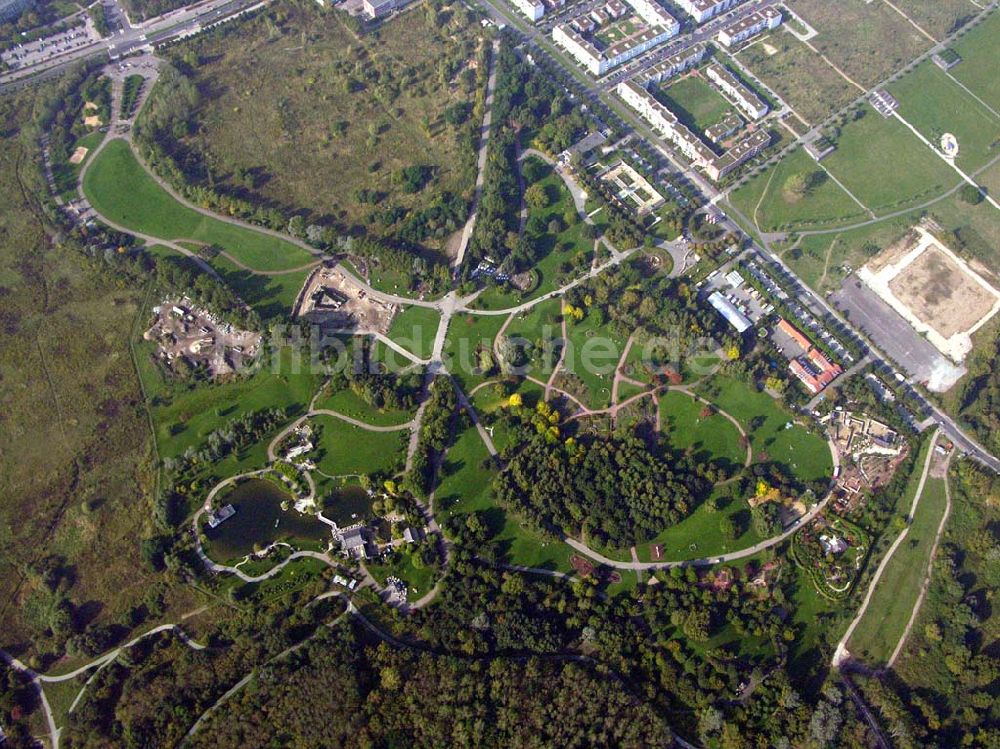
[888,246,996,339]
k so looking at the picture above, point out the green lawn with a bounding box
[658,74,734,135]
[847,474,948,665]
[951,11,1000,112]
[312,416,408,477]
[435,424,574,572]
[821,107,958,212]
[209,254,312,320]
[443,312,509,390]
[471,158,594,311]
[889,60,1000,172]
[695,375,832,485]
[502,298,564,379]
[387,305,440,360]
[471,379,545,453]
[313,386,416,427]
[366,548,438,599]
[637,484,764,562]
[728,147,869,232]
[84,139,316,272]
[147,346,319,461]
[658,391,746,472]
[559,312,626,410]
[56,129,106,201]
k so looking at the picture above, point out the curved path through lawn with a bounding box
[886,447,953,669]
[832,430,939,668]
[1,620,207,749]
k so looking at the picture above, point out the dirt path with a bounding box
[453,39,501,270]
[544,315,569,400]
[886,450,953,668]
[611,331,638,405]
[833,430,939,668]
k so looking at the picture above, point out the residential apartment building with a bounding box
[553,16,675,76]
[717,6,782,47]
[363,0,397,19]
[626,0,679,34]
[674,0,739,23]
[617,79,717,163]
[643,42,707,84]
[511,0,546,21]
[705,62,768,119]
[617,79,771,181]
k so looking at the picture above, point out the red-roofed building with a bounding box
[777,318,812,353]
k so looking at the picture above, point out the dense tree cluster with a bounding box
[188,624,672,749]
[404,377,459,497]
[495,430,705,546]
[849,460,1000,748]
[468,43,586,270]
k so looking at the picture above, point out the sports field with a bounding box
[889,60,1000,171]
[84,140,316,272]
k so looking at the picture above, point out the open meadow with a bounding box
[736,31,858,126]
[163,2,484,254]
[787,0,932,88]
[0,94,199,658]
[84,139,317,271]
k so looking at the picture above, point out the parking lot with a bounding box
[1,19,100,71]
[831,278,965,393]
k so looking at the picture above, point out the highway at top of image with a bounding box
[0,0,267,91]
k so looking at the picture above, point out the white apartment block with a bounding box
[717,7,781,47]
[553,20,674,76]
[705,63,768,119]
[511,0,545,21]
[643,42,706,84]
[617,79,771,181]
[625,0,680,34]
[675,0,739,23]
[617,80,717,165]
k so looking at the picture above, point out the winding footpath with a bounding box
[886,448,953,669]
[2,622,207,749]
[832,430,939,668]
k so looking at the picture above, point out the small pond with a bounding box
[322,483,374,526]
[203,478,329,560]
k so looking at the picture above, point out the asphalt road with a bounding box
[0,0,269,92]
